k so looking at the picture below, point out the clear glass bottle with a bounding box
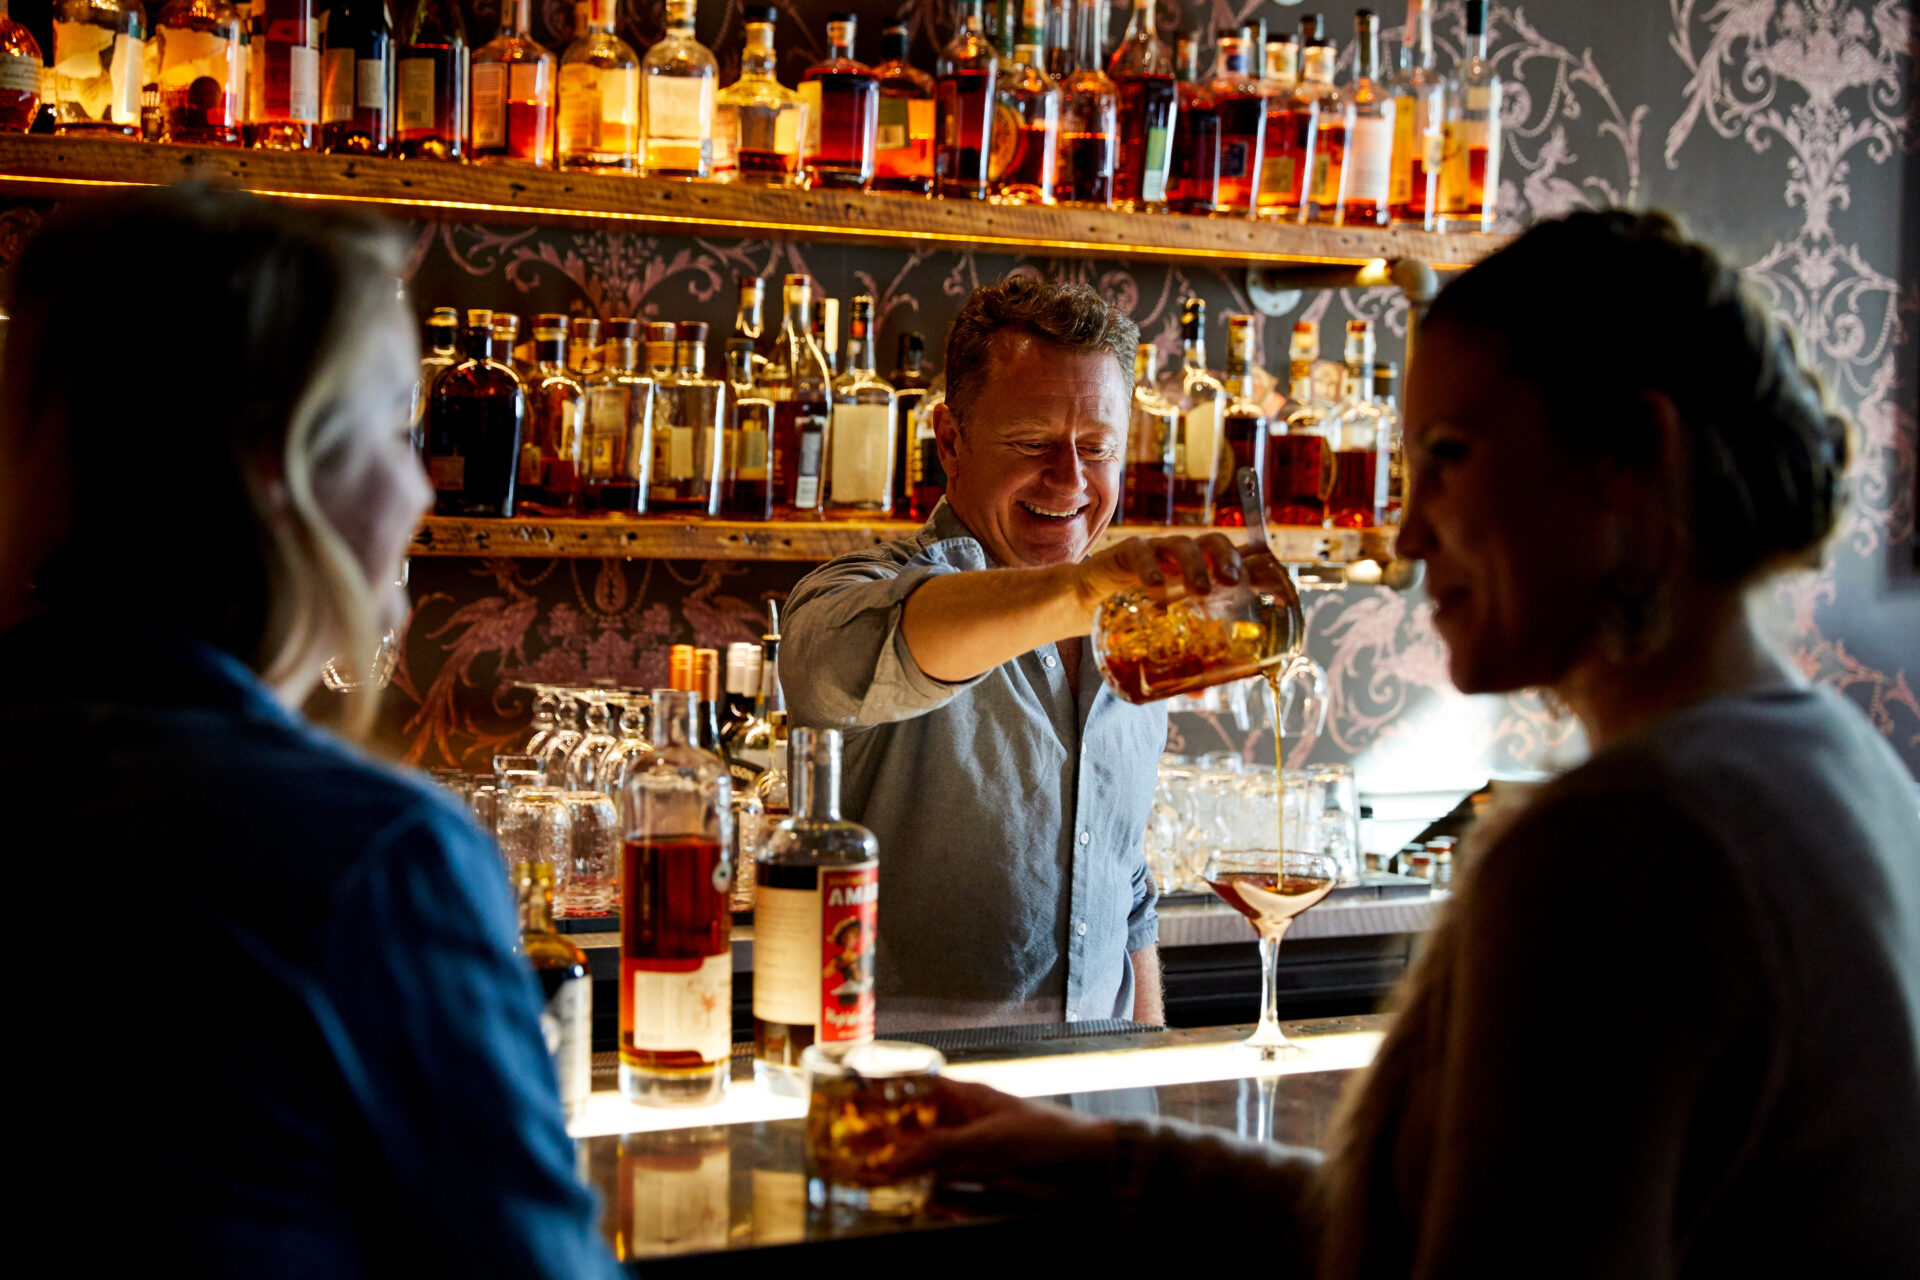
[714,5,803,186]
[1268,319,1330,527]
[516,859,592,1125]
[1323,319,1385,528]
[471,0,554,167]
[826,295,897,517]
[1373,360,1402,524]
[1054,0,1116,207]
[1204,26,1265,217]
[413,305,460,451]
[771,276,833,517]
[395,0,465,159]
[871,21,933,194]
[426,308,527,518]
[50,0,145,136]
[1296,18,1349,222]
[752,726,878,1095]
[1107,0,1174,211]
[1168,32,1217,213]
[1123,342,1178,526]
[651,322,725,515]
[639,0,715,179]
[1341,9,1395,226]
[1388,0,1443,227]
[247,0,317,149]
[888,332,930,516]
[1215,314,1267,529]
[520,314,585,515]
[800,12,877,190]
[721,336,775,519]
[1172,297,1225,525]
[156,0,244,144]
[557,0,637,171]
[1440,0,1501,231]
[990,7,1057,206]
[581,317,655,515]
[1257,29,1317,221]
[619,687,733,1109]
[934,0,996,200]
[319,0,391,155]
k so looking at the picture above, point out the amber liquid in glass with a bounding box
[1124,460,1175,526]
[619,835,731,1076]
[1267,434,1330,526]
[806,1071,939,1188]
[1327,447,1378,528]
[1114,74,1176,207]
[934,68,993,198]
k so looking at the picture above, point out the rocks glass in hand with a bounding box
[803,1040,944,1219]
[1203,848,1338,1058]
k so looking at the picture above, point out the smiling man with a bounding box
[783,278,1245,1032]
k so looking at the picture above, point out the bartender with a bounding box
[783,278,1246,1031]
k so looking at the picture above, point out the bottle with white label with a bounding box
[557,0,636,171]
[50,0,144,137]
[620,688,734,1108]
[1440,0,1501,231]
[1171,296,1225,525]
[650,321,725,515]
[639,0,715,179]
[248,0,318,149]
[318,0,392,155]
[753,727,878,1096]
[155,0,244,145]
[1338,8,1394,226]
[516,859,591,1126]
[580,317,656,515]
[825,295,897,516]
[394,0,465,159]
[471,0,555,167]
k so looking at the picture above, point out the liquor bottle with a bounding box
[395,0,465,159]
[581,317,655,514]
[990,5,1057,206]
[413,305,460,449]
[714,5,803,186]
[1107,0,1174,211]
[639,0,716,179]
[887,332,930,516]
[1054,0,1116,206]
[1296,18,1349,222]
[812,296,840,377]
[1323,319,1385,528]
[1256,31,1317,221]
[826,295,897,517]
[1388,0,1443,227]
[800,12,877,190]
[752,726,878,1095]
[319,0,393,154]
[471,0,555,167]
[1263,28,1299,90]
[871,21,933,193]
[1341,10,1394,226]
[1373,360,1402,524]
[1204,26,1266,217]
[427,308,527,517]
[721,336,775,519]
[733,274,767,355]
[619,687,733,1108]
[770,280,831,516]
[934,0,996,200]
[520,315,585,515]
[1168,33,1218,214]
[50,0,145,136]
[651,322,725,515]
[568,315,602,378]
[557,0,637,171]
[721,642,762,746]
[1215,314,1267,528]
[1123,342,1178,526]
[1440,0,1500,231]
[1172,298,1225,524]
[1042,0,1070,79]
[491,311,525,375]
[156,0,244,144]
[247,0,317,149]
[515,859,591,1125]
[908,377,947,519]
[694,648,732,766]
[1267,319,1330,526]
[736,608,783,779]
[754,709,790,820]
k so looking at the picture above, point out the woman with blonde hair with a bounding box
[0,186,620,1278]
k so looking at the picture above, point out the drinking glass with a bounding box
[564,689,619,791]
[536,690,585,781]
[1311,764,1362,885]
[559,790,620,916]
[803,1040,944,1218]
[520,683,562,756]
[497,785,573,881]
[493,754,546,791]
[597,694,655,799]
[1203,847,1338,1058]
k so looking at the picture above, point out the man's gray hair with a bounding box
[943,277,1139,425]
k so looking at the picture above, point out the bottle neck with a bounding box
[428,325,457,356]
[1345,363,1373,404]
[501,0,531,36]
[961,0,984,37]
[881,29,908,62]
[789,734,842,821]
[846,315,875,374]
[535,335,567,371]
[649,690,700,751]
[782,290,813,341]
[1407,0,1433,69]
[607,337,639,371]
[678,343,707,377]
[587,0,618,36]
[827,18,855,61]
[1302,44,1335,86]
[1289,359,1313,401]
[757,635,782,716]
[664,0,695,39]
[1355,20,1378,81]
[1216,35,1251,78]
[464,324,493,359]
[1134,346,1156,385]
[517,866,557,935]
[1468,6,1489,60]
[742,24,775,70]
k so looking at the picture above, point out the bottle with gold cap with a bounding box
[516,859,592,1125]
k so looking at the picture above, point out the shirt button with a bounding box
[1078,831,1091,846]
[1076,921,1088,937]
[1044,655,1058,669]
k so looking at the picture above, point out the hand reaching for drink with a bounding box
[894,1078,1117,1199]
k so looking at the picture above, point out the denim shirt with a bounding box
[783,501,1163,1031]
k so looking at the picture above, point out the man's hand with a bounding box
[1069,532,1285,616]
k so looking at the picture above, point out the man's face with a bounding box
[934,334,1129,569]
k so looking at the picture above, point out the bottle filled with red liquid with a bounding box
[935,0,997,199]
[1108,0,1175,210]
[1204,26,1266,216]
[801,13,878,190]
[1168,34,1219,213]
[1256,31,1317,221]
[1215,314,1267,527]
[872,23,934,192]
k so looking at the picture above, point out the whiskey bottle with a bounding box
[1256,30,1318,221]
[50,0,144,137]
[1216,314,1268,528]
[1054,0,1116,207]
[1440,0,1501,231]
[735,607,783,778]
[427,308,527,518]
[732,274,767,355]
[1387,0,1443,227]
[490,310,526,376]
[651,322,724,515]
[908,377,948,518]
[826,295,898,517]
[1123,342,1178,526]
[754,709,790,821]
[1204,26,1266,217]
[812,296,840,377]
[620,687,733,1109]
[156,0,244,144]
[1373,360,1402,524]
[714,6,803,186]
[888,332,930,517]
[772,276,833,516]
[752,727,878,1096]
[639,0,716,179]
[520,314,586,515]
[800,12,878,190]
[721,642,762,746]
[580,317,655,514]
[1268,320,1331,527]
[990,2,1058,206]
[248,0,317,150]
[1323,320,1385,528]
[934,0,996,200]
[1341,9,1395,226]
[318,0,393,155]
[1107,0,1175,211]
[871,21,934,194]
[1168,32,1219,213]
[1172,297,1225,525]
[721,336,775,520]
[396,0,466,159]
[412,305,460,450]
[557,0,637,172]
[471,0,555,167]
[515,859,591,1125]
[1296,18,1350,222]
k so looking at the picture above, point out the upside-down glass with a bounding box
[536,689,585,781]
[564,688,619,791]
[803,1040,944,1218]
[498,784,573,882]
[560,789,620,916]
[1203,847,1338,1058]
[596,693,655,798]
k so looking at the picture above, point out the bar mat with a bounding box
[890,1019,1159,1052]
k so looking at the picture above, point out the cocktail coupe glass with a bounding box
[536,688,586,782]
[1203,847,1339,1059]
[563,688,619,790]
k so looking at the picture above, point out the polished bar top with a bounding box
[581,1016,1386,1270]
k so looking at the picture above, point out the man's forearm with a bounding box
[899,563,1097,682]
[1130,946,1164,1025]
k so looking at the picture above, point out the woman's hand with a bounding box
[898,1078,1117,1197]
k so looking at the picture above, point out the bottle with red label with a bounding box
[752,726,878,1096]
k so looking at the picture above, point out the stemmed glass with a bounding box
[564,689,618,791]
[596,694,655,798]
[520,684,563,757]
[536,688,585,782]
[1203,847,1338,1058]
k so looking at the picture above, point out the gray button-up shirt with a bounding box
[783,501,1163,1032]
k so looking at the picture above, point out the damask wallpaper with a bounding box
[4,0,1915,789]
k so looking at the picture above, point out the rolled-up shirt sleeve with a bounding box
[784,548,990,729]
[1127,852,1160,955]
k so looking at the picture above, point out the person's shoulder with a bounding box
[789,506,992,602]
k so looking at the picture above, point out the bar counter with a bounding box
[577,1014,1388,1272]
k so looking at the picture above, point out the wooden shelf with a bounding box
[0,135,1507,270]
[410,515,1396,564]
